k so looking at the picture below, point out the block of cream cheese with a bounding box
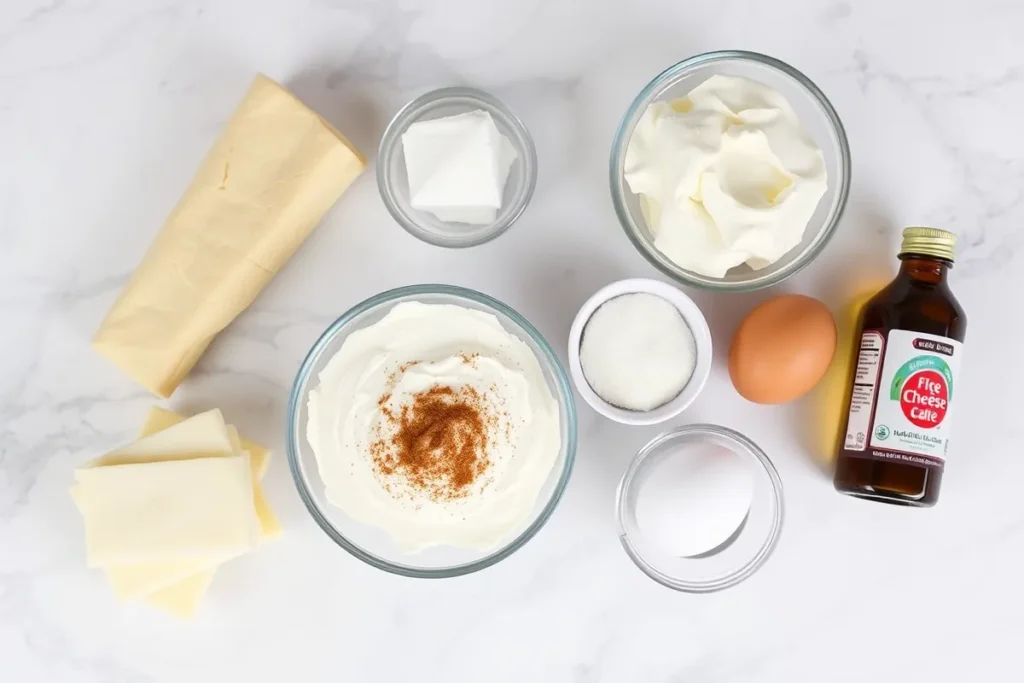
[401,110,517,225]
[73,455,260,567]
[93,74,366,397]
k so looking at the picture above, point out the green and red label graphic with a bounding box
[859,330,964,465]
[888,356,953,429]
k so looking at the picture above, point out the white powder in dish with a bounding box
[634,443,754,558]
[579,293,696,411]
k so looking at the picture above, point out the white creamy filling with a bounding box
[624,75,828,278]
[306,302,561,552]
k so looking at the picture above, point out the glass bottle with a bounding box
[833,227,967,506]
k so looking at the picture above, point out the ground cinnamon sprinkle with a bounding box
[372,384,493,501]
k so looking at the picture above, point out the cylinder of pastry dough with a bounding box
[93,74,366,397]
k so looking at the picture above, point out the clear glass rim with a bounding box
[615,423,785,593]
[609,50,852,292]
[376,87,538,249]
[286,284,578,578]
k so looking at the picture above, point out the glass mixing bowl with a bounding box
[617,424,784,592]
[610,50,851,291]
[287,285,577,577]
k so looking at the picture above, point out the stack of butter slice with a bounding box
[70,408,282,619]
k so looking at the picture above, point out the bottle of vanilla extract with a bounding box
[834,227,967,507]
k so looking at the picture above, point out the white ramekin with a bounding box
[568,278,712,426]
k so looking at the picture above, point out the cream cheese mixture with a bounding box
[306,302,561,552]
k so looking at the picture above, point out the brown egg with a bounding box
[729,294,837,404]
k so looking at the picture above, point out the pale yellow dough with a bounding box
[93,74,366,397]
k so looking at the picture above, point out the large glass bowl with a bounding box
[287,285,577,577]
[610,50,851,291]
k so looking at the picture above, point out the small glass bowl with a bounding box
[287,285,577,578]
[377,87,538,248]
[616,424,784,592]
[610,50,851,291]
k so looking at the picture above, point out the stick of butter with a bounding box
[146,572,216,620]
[87,408,282,602]
[130,407,281,617]
[136,407,282,540]
[72,454,259,567]
[93,74,366,397]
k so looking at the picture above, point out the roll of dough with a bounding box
[93,74,366,397]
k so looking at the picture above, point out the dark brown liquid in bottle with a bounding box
[833,253,967,506]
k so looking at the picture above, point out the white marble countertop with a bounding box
[3,0,1023,681]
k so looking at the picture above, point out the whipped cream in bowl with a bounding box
[287,285,577,577]
[611,51,851,291]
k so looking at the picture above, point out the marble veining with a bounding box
[2,0,1023,681]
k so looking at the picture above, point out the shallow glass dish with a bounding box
[610,50,851,291]
[377,87,537,248]
[287,285,577,578]
[616,424,784,592]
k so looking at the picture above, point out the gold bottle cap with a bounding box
[900,226,956,262]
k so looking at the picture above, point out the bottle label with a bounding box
[844,329,963,466]
[843,331,885,452]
